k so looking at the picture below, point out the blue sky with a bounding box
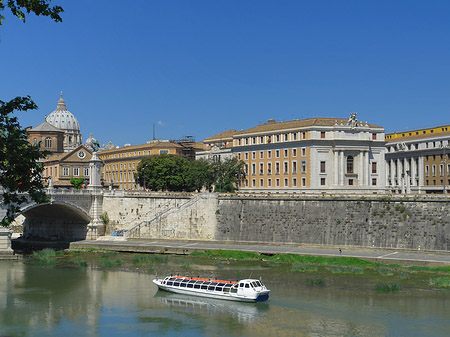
[1,0,450,147]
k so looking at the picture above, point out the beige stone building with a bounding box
[43,145,93,188]
[195,129,237,162]
[385,125,450,194]
[233,114,386,193]
[99,140,199,190]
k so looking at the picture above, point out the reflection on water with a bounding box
[1,261,449,337]
[155,291,269,323]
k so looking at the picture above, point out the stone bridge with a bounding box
[0,153,104,251]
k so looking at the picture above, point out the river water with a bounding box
[0,261,449,336]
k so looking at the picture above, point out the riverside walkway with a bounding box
[69,239,450,266]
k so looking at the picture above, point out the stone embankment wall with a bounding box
[216,196,450,251]
[104,192,450,251]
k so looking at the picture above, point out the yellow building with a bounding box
[99,140,198,190]
[232,114,386,193]
[385,125,450,194]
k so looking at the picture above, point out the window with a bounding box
[276,135,280,142]
[73,167,79,176]
[238,153,241,160]
[84,167,89,176]
[245,138,249,145]
[260,179,264,187]
[245,153,248,160]
[268,178,272,187]
[301,160,307,173]
[320,178,326,186]
[440,164,444,177]
[284,134,288,141]
[245,164,248,174]
[348,179,353,186]
[302,148,306,156]
[252,179,256,187]
[275,162,280,174]
[293,133,297,141]
[45,137,52,148]
[260,151,264,159]
[292,161,297,174]
[284,178,288,187]
[320,161,326,173]
[268,151,272,159]
[276,178,280,187]
[293,178,297,187]
[260,136,264,143]
[302,132,306,139]
[372,162,377,174]
[267,163,272,175]
[268,136,271,143]
[432,165,436,177]
[347,156,354,173]
[372,133,377,140]
[425,165,429,177]
[302,178,306,186]
[321,132,325,139]
[252,163,256,175]
[293,149,297,157]
[63,167,69,176]
[372,178,377,186]
[284,162,288,174]
[252,152,256,159]
[252,137,256,144]
[276,150,280,158]
[284,149,288,158]
[260,163,264,175]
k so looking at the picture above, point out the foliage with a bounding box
[375,283,401,292]
[135,154,245,192]
[190,249,261,260]
[100,211,109,225]
[70,177,85,189]
[429,277,450,288]
[213,157,245,193]
[1,97,50,226]
[0,0,63,24]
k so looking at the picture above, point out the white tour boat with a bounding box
[153,276,270,302]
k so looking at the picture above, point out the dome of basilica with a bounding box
[45,92,82,152]
[46,92,80,132]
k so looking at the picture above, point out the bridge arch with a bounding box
[20,200,92,241]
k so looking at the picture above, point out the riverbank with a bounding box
[69,238,450,266]
[21,247,450,293]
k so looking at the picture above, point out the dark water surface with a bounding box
[1,261,449,336]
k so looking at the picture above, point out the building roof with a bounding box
[386,125,450,142]
[234,118,383,136]
[28,120,63,133]
[98,140,183,155]
[203,129,237,142]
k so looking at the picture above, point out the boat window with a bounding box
[180,283,187,287]
[245,284,250,288]
[217,283,225,287]
[230,288,238,293]
[167,282,173,286]
[223,288,230,293]
[239,283,244,288]
[208,285,216,291]
[169,278,176,281]
[201,285,208,290]
[188,280,196,284]
[224,284,232,288]
[194,284,200,289]
[173,282,180,286]
[181,279,189,283]
[187,284,193,288]
[210,282,218,286]
[216,287,223,292]
[251,282,258,287]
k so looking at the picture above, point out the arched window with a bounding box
[347,156,354,173]
[45,137,52,148]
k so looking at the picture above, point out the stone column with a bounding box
[0,227,14,256]
[405,159,411,194]
[418,156,424,193]
[411,157,416,187]
[340,151,344,186]
[359,152,364,186]
[334,150,339,186]
[87,152,104,240]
